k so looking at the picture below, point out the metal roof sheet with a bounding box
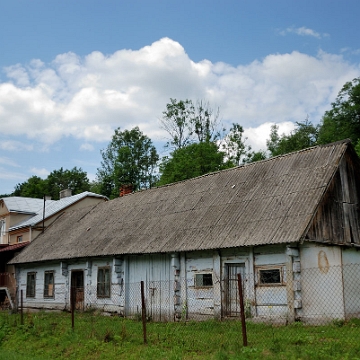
[10,141,351,264]
[8,192,108,231]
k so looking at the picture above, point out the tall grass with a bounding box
[0,311,360,359]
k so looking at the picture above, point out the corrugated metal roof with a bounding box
[2,197,54,215]
[9,192,108,231]
[10,141,351,264]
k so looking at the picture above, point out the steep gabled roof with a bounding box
[9,192,108,231]
[11,140,354,264]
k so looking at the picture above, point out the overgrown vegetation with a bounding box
[1,311,360,359]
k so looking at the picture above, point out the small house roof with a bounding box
[9,191,108,231]
[10,140,355,264]
[1,197,54,215]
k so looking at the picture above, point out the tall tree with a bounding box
[97,127,159,198]
[160,99,194,150]
[267,118,318,157]
[12,168,90,199]
[318,77,360,147]
[222,123,252,166]
[13,176,46,198]
[158,142,232,186]
[191,100,221,143]
[161,99,222,149]
[44,167,90,199]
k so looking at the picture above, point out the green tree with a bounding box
[161,99,222,149]
[222,123,252,166]
[12,168,90,199]
[160,99,194,149]
[318,77,360,146]
[158,142,233,185]
[13,176,46,198]
[97,127,159,198]
[44,167,90,200]
[243,150,267,164]
[192,100,221,143]
[267,118,318,157]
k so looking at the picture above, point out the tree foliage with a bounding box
[266,118,319,157]
[158,142,232,185]
[45,167,90,200]
[97,127,159,198]
[13,167,90,200]
[222,123,252,166]
[318,77,360,147]
[161,99,222,149]
[13,176,46,198]
[160,99,194,150]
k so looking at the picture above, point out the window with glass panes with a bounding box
[97,267,111,298]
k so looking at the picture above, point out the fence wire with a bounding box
[2,263,360,349]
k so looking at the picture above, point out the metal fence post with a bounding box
[141,281,147,344]
[237,273,248,346]
[71,286,75,330]
[20,289,23,325]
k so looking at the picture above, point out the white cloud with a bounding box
[80,143,94,151]
[244,122,295,152]
[0,140,33,152]
[0,37,359,150]
[279,26,327,39]
[0,156,19,167]
[30,167,50,178]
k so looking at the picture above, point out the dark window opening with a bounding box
[44,271,54,298]
[259,269,281,285]
[195,273,213,287]
[26,272,36,298]
[97,268,111,298]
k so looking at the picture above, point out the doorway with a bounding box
[224,263,245,317]
[71,270,84,311]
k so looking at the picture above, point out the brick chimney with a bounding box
[119,184,133,197]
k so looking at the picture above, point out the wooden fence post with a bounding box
[237,273,248,346]
[141,281,147,344]
[71,286,75,330]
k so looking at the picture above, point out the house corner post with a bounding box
[179,253,187,321]
[171,253,181,321]
[286,246,301,323]
[213,250,221,320]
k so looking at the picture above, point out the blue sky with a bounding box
[1,0,360,195]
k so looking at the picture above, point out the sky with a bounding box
[0,0,360,195]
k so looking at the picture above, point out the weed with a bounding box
[332,318,345,327]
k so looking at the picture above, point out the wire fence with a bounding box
[2,263,360,348]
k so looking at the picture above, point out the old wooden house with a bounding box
[9,140,360,322]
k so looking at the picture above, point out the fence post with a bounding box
[71,286,75,330]
[20,290,23,325]
[237,273,248,346]
[141,281,147,344]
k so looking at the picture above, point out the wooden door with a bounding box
[71,270,84,311]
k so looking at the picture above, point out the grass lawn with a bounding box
[0,311,360,359]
